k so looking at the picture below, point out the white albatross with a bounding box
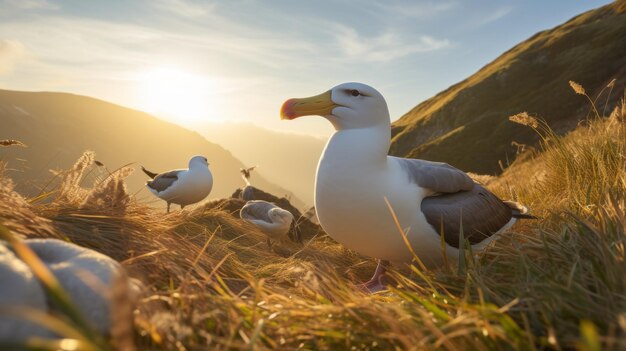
[142,155,213,212]
[240,200,295,248]
[280,82,534,292]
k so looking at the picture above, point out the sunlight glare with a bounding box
[136,67,219,125]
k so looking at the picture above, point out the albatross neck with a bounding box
[325,124,391,165]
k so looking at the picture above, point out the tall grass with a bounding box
[0,84,624,350]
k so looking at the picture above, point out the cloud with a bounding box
[152,0,215,18]
[0,12,320,85]
[376,1,456,19]
[333,26,450,62]
[476,6,513,26]
[0,0,58,11]
[0,39,27,75]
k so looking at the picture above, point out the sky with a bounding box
[0,0,614,137]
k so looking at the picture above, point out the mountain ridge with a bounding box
[0,88,303,208]
[390,0,626,174]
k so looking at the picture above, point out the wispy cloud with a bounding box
[375,1,456,19]
[0,39,27,75]
[152,0,215,18]
[0,0,58,11]
[476,6,513,26]
[333,25,450,62]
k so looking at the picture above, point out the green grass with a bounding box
[0,95,625,350]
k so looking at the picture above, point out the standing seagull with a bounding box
[240,200,294,248]
[281,82,534,292]
[142,155,213,212]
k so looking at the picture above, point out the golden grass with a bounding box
[0,90,625,350]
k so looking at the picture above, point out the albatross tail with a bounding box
[470,201,537,252]
[141,166,158,179]
[504,200,539,219]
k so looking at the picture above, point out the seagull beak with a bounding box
[280,90,336,120]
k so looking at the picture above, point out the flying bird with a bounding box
[239,166,257,200]
[142,155,213,212]
[281,82,534,292]
[240,200,295,249]
[240,166,257,182]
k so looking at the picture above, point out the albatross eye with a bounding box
[350,89,361,97]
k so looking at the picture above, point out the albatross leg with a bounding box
[358,260,389,293]
[266,238,273,250]
[167,203,171,213]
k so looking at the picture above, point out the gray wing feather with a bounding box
[421,184,513,248]
[147,170,182,192]
[240,200,277,222]
[396,158,474,193]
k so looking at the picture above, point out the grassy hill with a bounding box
[390,0,626,174]
[198,122,325,207]
[0,89,302,208]
[0,91,624,350]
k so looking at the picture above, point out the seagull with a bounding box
[281,82,534,292]
[240,185,255,201]
[240,200,295,249]
[142,155,213,212]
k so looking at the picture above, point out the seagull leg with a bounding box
[358,260,389,293]
[266,238,273,250]
[166,203,171,213]
[181,204,185,210]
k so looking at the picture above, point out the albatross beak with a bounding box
[280,90,336,120]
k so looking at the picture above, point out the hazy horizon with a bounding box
[0,0,612,137]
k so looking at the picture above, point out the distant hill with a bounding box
[0,89,302,208]
[390,0,626,174]
[198,122,325,207]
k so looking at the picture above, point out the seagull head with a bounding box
[189,155,209,169]
[268,207,294,226]
[280,82,389,131]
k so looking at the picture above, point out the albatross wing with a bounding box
[394,157,474,194]
[147,170,182,193]
[394,157,514,248]
[240,200,276,222]
[421,184,513,248]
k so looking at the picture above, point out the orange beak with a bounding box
[280,90,336,120]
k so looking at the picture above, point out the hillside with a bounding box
[198,122,325,206]
[0,92,624,350]
[0,89,300,207]
[390,0,626,174]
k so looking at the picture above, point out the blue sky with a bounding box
[0,0,613,136]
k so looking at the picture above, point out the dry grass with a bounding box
[0,91,625,350]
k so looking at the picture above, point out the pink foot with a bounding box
[357,260,389,293]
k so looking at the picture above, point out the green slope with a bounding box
[390,0,626,174]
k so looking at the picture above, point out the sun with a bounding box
[136,67,218,125]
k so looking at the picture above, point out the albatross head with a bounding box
[280,82,389,130]
[189,155,209,169]
[268,207,294,226]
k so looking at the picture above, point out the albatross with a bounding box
[142,155,213,212]
[240,200,295,248]
[280,82,534,292]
